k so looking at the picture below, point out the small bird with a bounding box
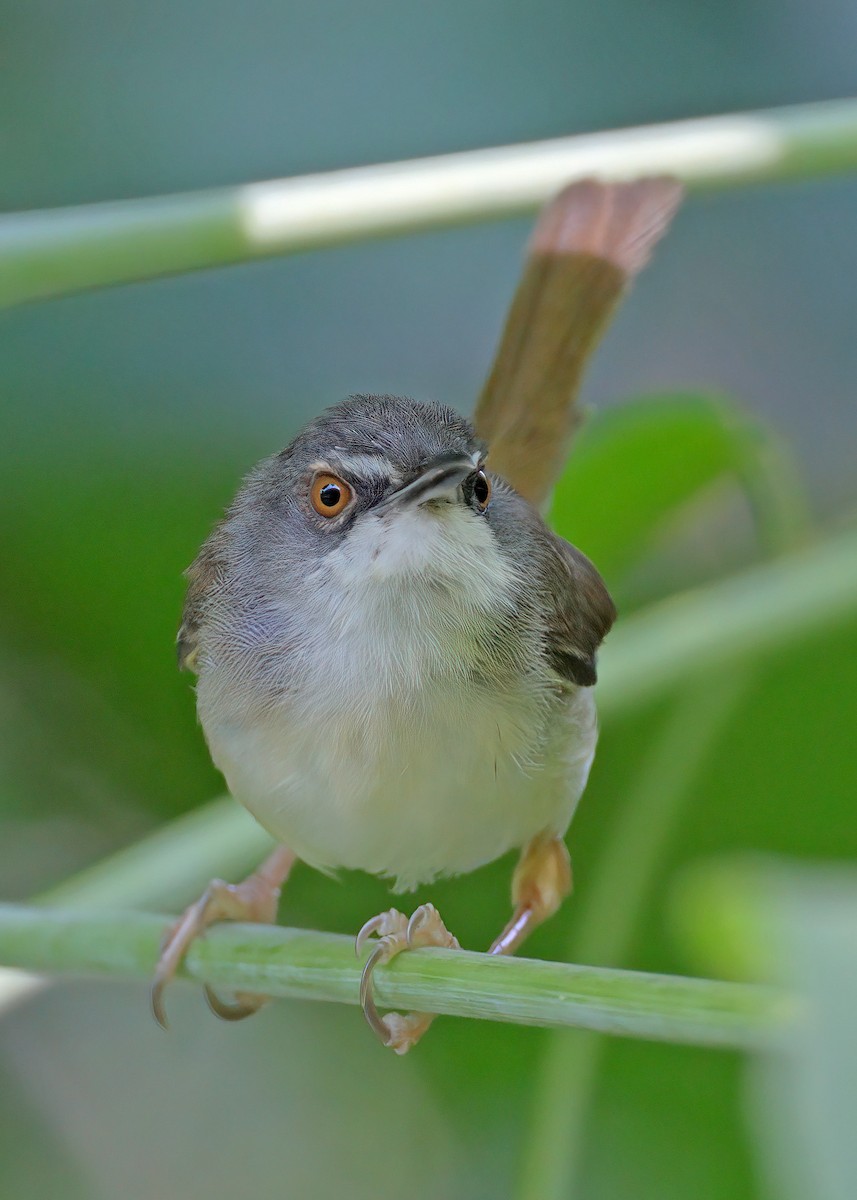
[152,178,682,1053]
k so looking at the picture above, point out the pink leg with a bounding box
[489,832,572,956]
[151,844,296,1028]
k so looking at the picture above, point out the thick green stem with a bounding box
[2,99,857,306]
[0,902,788,1049]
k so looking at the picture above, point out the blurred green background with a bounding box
[2,2,856,1198]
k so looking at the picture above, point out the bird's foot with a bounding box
[355,903,459,1054]
[151,846,296,1028]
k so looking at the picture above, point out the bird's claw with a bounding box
[203,985,269,1022]
[354,908,410,957]
[355,903,459,1054]
[150,867,283,1029]
[151,894,218,1030]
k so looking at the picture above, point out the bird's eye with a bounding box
[472,470,491,510]
[310,473,353,517]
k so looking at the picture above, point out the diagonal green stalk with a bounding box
[2,99,857,306]
[516,673,749,1200]
[41,795,273,912]
[598,523,857,714]
[0,902,790,1048]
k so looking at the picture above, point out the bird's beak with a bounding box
[376,452,478,512]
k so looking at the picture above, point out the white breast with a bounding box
[198,503,598,890]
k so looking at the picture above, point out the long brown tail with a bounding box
[473,177,683,509]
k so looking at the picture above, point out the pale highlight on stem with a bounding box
[237,117,766,244]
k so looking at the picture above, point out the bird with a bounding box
[151,177,682,1053]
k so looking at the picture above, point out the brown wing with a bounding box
[544,533,616,687]
[176,540,224,673]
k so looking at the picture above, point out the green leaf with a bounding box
[549,392,807,579]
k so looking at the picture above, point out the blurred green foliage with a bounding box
[675,860,857,1200]
[3,370,856,1199]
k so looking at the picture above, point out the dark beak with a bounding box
[377,452,477,511]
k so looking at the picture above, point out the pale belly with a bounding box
[203,681,597,891]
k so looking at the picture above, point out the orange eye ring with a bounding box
[472,470,491,510]
[310,472,353,518]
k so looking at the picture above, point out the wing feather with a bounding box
[543,533,616,687]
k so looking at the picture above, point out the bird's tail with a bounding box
[473,177,684,510]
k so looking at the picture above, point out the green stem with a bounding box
[0,902,788,1048]
[3,99,857,306]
